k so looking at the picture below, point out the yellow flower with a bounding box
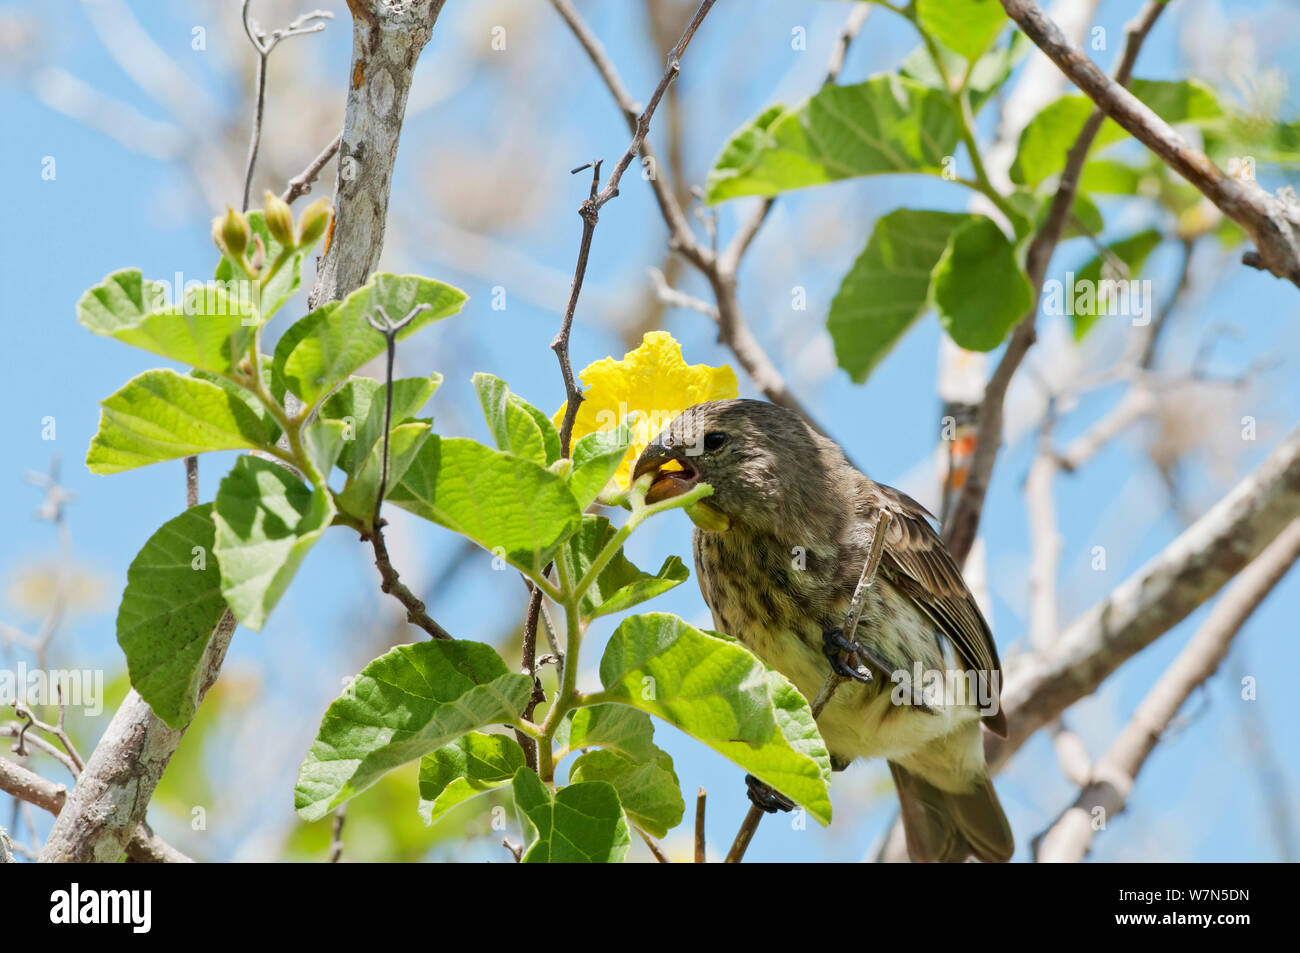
[555,331,739,488]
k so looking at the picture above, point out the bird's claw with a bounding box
[745,774,795,814]
[822,627,873,683]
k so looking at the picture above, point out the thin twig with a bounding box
[2,724,79,778]
[549,0,847,438]
[328,805,346,862]
[694,787,707,862]
[723,806,764,863]
[282,131,343,204]
[811,511,893,718]
[637,827,672,863]
[14,695,84,773]
[362,300,452,641]
[553,0,716,454]
[240,1,334,211]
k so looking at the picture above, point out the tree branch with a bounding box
[38,612,235,861]
[1,756,192,863]
[282,131,343,204]
[308,0,450,308]
[1035,518,1300,862]
[989,426,1300,772]
[943,0,1168,564]
[1000,0,1300,286]
[548,0,846,439]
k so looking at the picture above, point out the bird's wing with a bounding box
[857,481,1006,731]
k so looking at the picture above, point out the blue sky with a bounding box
[2,0,1297,861]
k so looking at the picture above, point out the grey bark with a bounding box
[308,0,448,307]
[988,426,1300,771]
[38,613,234,862]
[1035,519,1300,862]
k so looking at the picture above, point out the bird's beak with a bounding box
[633,442,701,505]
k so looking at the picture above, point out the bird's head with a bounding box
[632,398,838,534]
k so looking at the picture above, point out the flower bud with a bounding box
[213,206,250,260]
[297,198,333,248]
[263,190,295,246]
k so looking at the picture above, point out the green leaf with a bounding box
[554,704,660,763]
[898,32,1030,116]
[387,436,583,578]
[473,373,547,466]
[706,74,960,202]
[915,0,1008,61]
[86,369,274,474]
[932,215,1034,351]
[273,273,466,406]
[1012,80,1224,188]
[1066,228,1163,340]
[318,374,441,476]
[511,768,631,863]
[212,455,335,631]
[596,613,832,824]
[570,748,683,838]
[302,418,350,478]
[417,732,526,826]
[562,515,688,618]
[569,422,632,509]
[116,504,229,729]
[827,209,970,383]
[1079,158,1146,195]
[215,209,316,322]
[295,640,533,821]
[191,363,284,446]
[335,421,432,523]
[78,269,256,373]
[509,395,562,466]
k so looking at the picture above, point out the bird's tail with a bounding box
[888,761,1014,863]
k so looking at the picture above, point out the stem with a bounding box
[912,14,1021,229]
[537,558,582,783]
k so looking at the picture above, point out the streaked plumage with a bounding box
[634,398,1013,862]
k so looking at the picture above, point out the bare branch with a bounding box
[723,805,765,864]
[360,299,453,641]
[989,426,1300,773]
[943,0,1168,564]
[240,1,334,211]
[637,827,673,863]
[694,787,707,862]
[1035,519,1300,862]
[39,611,235,862]
[553,0,718,455]
[811,511,893,718]
[282,131,343,204]
[2,752,192,863]
[549,0,848,439]
[1000,0,1300,286]
[328,805,346,863]
[649,266,718,319]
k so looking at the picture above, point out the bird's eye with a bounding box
[703,431,727,451]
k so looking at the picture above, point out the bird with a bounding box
[632,398,1013,863]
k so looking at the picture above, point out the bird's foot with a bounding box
[822,627,873,683]
[745,774,795,814]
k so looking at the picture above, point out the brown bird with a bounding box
[633,398,1013,863]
